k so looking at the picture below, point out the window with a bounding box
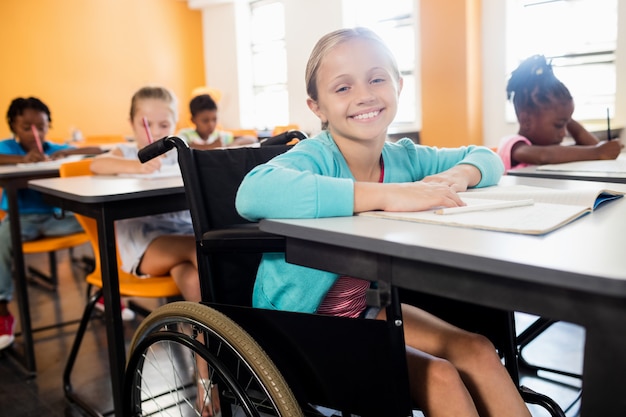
[249,0,288,130]
[246,0,417,132]
[343,0,417,130]
[505,0,617,122]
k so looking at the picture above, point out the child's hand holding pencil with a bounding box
[22,125,49,163]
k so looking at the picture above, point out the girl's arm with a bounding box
[512,140,622,165]
[354,164,481,213]
[353,181,466,213]
[90,148,162,175]
[567,119,600,145]
[0,150,47,165]
[49,146,104,159]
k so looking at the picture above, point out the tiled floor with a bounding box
[0,246,583,417]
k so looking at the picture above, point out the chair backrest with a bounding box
[177,143,292,305]
[271,124,300,136]
[58,159,103,268]
[172,141,291,240]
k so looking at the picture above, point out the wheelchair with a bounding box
[123,134,566,417]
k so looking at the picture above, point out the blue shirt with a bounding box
[236,131,504,313]
[0,138,74,213]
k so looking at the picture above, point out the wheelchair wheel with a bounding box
[124,301,304,417]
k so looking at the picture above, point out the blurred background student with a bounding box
[177,93,257,149]
[498,55,622,171]
[0,96,102,349]
[90,86,201,314]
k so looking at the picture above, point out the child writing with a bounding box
[236,28,531,417]
[0,96,102,350]
[90,86,201,304]
[177,93,257,149]
[498,54,622,171]
[90,86,218,416]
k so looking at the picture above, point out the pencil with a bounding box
[142,116,154,144]
[607,107,611,141]
[434,199,535,215]
[31,125,44,154]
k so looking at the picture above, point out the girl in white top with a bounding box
[91,86,200,302]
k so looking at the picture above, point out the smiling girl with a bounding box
[236,28,530,416]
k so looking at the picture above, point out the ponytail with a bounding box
[506,55,572,114]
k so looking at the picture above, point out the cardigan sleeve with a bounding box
[236,139,355,221]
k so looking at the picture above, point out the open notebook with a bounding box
[536,157,626,173]
[117,163,181,179]
[359,184,624,235]
[16,154,85,168]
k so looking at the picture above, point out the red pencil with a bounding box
[31,125,44,153]
[142,116,154,144]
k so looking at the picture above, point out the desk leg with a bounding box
[5,186,36,374]
[97,211,125,416]
[379,254,413,416]
[579,307,626,416]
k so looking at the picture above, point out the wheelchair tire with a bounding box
[124,301,304,417]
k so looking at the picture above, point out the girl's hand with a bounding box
[23,150,48,163]
[50,149,71,160]
[421,172,470,192]
[382,182,465,212]
[354,165,481,213]
[354,181,465,213]
[421,164,482,192]
[594,140,623,160]
[138,157,162,173]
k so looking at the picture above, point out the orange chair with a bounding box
[0,187,90,290]
[271,124,300,136]
[228,128,258,139]
[22,233,90,289]
[79,134,127,148]
[59,159,182,414]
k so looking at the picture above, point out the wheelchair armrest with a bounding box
[200,223,285,253]
[138,136,188,162]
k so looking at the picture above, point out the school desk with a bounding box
[260,175,626,417]
[28,174,186,417]
[0,163,67,374]
[507,153,626,183]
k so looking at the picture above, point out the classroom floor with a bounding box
[0,245,583,417]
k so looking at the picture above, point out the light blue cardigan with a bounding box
[236,131,504,313]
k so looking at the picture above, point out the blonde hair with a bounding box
[305,28,400,130]
[129,86,178,122]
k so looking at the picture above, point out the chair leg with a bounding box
[63,286,104,417]
[517,317,557,349]
[27,252,58,291]
[520,386,567,417]
[517,317,582,380]
[126,299,152,318]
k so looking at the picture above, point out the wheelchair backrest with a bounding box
[173,141,294,305]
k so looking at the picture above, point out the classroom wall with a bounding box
[0,0,205,142]
[419,0,482,147]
